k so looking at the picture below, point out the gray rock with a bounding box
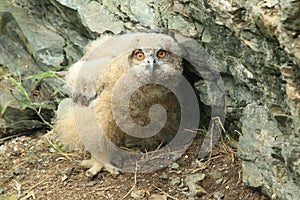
[184,173,207,197]
[81,1,124,34]
[0,1,65,71]
[167,15,198,37]
[0,1,74,138]
[279,0,300,63]
[238,104,300,200]
[186,182,207,197]
[184,173,206,184]
[208,169,222,180]
[0,79,44,138]
[0,5,39,74]
[127,0,157,27]
[55,0,84,9]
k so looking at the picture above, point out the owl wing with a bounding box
[65,36,115,106]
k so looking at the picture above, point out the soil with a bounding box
[0,132,270,200]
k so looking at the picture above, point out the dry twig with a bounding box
[25,180,45,194]
[45,134,72,161]
[121,163,138,200]
[152,184,178,200]
[20,191,36,200]
[97,185,122,191]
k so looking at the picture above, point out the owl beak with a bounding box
[147,57,156,73]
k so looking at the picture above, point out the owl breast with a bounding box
[125,83,181,151]
[93,47,183,152]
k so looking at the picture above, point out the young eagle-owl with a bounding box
[54,33,184,177]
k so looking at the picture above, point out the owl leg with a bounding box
[80,156,120,177]
[80,157,103,177]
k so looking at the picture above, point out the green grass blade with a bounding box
[52,65,71,71]
[16,99,34,110]
[28,71,56,80]
[33,102,54,110]
[9,77,31,103]
[1,100,13,115]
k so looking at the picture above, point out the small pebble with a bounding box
[185,173,207,197]
[149,194,167,200]
[170,162,179,170]
[194,185,207,197]
[216,178,223,185]
[186,182,207,197]
[131,189,145,199]
[170,176,181,187]
[190,159,204,168]
[0,188,5,195]
[13,167,25,175]
[0,145,5,153]
[61,174,68,182]
[49,147,56,153]
[160,173,169,181]
[213,191,224,200]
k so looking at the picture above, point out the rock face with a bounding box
[0,0,299,199]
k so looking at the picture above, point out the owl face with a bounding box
[128,48,182,78]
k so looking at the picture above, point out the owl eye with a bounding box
[157,49,167,58]
[135,51,145,61]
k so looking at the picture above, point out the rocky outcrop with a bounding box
[0,0,299,199]
[207,1,300,199]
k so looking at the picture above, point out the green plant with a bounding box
[1,73,53,127]
[196,118,241,154]
[0,66,69,128]
[28,65,69,82]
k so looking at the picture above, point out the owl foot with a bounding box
[80,157,120,177]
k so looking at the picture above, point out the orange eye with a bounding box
[157,50,167,58]
[135,51,145,61]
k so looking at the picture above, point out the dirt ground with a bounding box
[0,132,270,200]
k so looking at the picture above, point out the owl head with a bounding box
[128,48,183,79]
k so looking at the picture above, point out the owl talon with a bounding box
[79,159,94,168]
[103,163,121,175]
[80,159,103,177]
[85,169,97,177]
[79,158,120,177]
